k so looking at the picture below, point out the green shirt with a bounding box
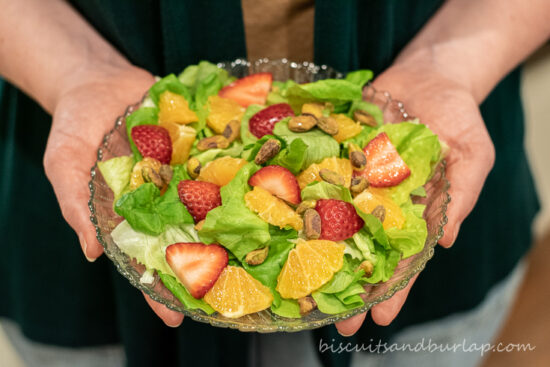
[0,1,539,366]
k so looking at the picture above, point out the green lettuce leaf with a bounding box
[365,122,442,205]
[125,107,159,161]
[345,70,373,88]
[243,227,296,289]
[285,79,361,113]
[149,74,192,106]
[318,255,365,294]
[312,281,365,315]
[114,165,193,235]
[158,272,215,314]
[386,202,428,259]
[190,141,244,166]
[271,294,301,318]
[97,156,134,203]
[199,163,271,260]
[273,119,340,169]
[266,80,296,106]
[347,100,384,125]
[268,138,308,174]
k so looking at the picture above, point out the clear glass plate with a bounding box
[88,58,450,332]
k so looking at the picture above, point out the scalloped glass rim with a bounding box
[88,58,450,333]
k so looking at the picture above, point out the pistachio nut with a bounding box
[349,151,367,171]
[141,166,164,189]
[254,138,282,165]
[353,109,378,127]
[317,116,339,135]
[187,157,202,179]
[222,119,241,143]
[303,209,321,240]
[319,168,345,186]
[245,246,269,266]
[298,296,317,315]
[296,200,317,215]
[288,114,318,132]
[350,176,369,194]
[159,164,173,184]
[371,205,386,223]
[197,135,229,151]
[357,260,374,277]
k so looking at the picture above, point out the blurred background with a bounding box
[1,45,549,366]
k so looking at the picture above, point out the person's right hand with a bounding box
[43,64,184,327]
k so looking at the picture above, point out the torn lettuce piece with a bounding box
[312,281,365,315]
[126,107,159,161]
[271,292,301,318]
[97,155,134,203]
[114,165,193,235]
[190,141,244,166]
[386,202,428,259]
[273,119,340,169]
[345,70,373,88]
[111,220,199,278]
[318,255,365,294]
[267,138,308,174]
[243,227,297,289]
[285,78,364,112]
[149,74,192,106]
[347,100,384,126]
[158,271,215,314]
[199,163,271,260]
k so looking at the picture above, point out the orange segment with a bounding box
[159,121,196,164]
[301,103,325,118]
[207,95,245,134]
[297,157,353,189]
[197,156,247,186]
[158,91,198,124]
[244,186,303,231]
[276,240,345,299]
[331,113,362,143]
[204,266,273,318]
[353,188,405,229]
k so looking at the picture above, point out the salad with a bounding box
[97,61,443,319]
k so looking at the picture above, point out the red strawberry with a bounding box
[315,199,364,241]
[218,72,273,107]
[248,165,301,205]
[131,125,172,164]
[248,103,295,138]
[355,132,411,187]
[177,180,221,222]
[166,242,228,299]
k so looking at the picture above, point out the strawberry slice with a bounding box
[131,125,173,164]
[177,180,222,222]
[355,132,411,187]
[248,103,295,138]
[166,242,228,299]
[248,165,301,205]
[316,199,364,241]
[218,72,273,107]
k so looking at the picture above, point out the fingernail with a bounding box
[79,233,96,263]
[337,330,354,337]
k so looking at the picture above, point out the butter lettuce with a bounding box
[97,155,134,203]
[149,74,192,106]
[273,119,340,169]
[345,70,373,88]
[114,165,193,235]
[240,105,264,145]
[365,122,442,205]
[199,163,271,260]
[158,272,215,314]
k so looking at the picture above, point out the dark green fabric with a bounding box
[0,0,539,366]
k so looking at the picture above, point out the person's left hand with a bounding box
[335,60,495,336]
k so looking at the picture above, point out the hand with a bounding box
[43,64,184,327]
[335,62,495,336]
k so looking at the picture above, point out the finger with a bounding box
[335,312,367,337]
[44,148,104,261]
[371,274,418,326]
[438,136,494,247]
[143,292,184,327]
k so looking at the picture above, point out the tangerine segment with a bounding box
[159,121,196,164]
[297,157,353,189]
[197,156,247,186]
[353,188,405,229]
[204,266,273,318]
[276,240,345,299]
[244,186,303,231]
[158,91,198,124]
[207,95,245,134]
[331,113,362,143]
